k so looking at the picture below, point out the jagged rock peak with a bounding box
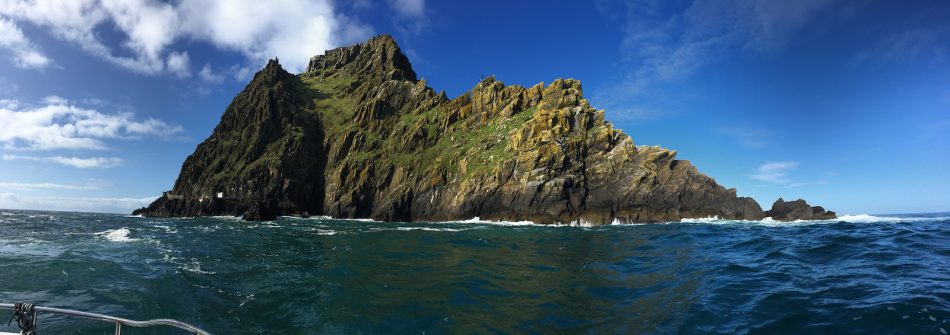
[304,34,417,82]
[252,58,296,85]
[265,57,282,70]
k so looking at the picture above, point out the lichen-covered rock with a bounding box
[134,34,827,225]
[765,198,837,221]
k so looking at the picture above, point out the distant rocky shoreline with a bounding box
[133,35,834,224]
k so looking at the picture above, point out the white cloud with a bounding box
[0,98,182,150]
[0,17,52,69]
[0,192,156,213]
[229,64,256,82]
[166,51,191,78]
[388,0,425,17]
[42,95,68,105]
[102,0,178,59]
[50,156,123,168]
[0,181,100,190]
[750,161,833,188]
[0,99,19,110]
[384,0,427,35]
[3,155,123,168]
[623,0,835,81]
[595,0,836,115]
[198,64,224,83]
[176,0,370,72]
[0,0,375,75]
[750,161,799,184]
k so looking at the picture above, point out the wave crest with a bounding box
[96,227,138,242]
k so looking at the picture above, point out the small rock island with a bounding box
[133,35,834,224]
[766,198,837,221]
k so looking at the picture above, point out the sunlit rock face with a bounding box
[766,198,837,221]
[135,34,791,224]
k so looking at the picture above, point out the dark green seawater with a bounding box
[1,210,948,334]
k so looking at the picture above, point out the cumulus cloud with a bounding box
[198,64,225,83]
[0,98,182,151]
[0,17,51,69]
[0,192,156,213]
[0,0,375,75]
[750,161,799,184]
[166,51,191,78]
[3,155,123,168]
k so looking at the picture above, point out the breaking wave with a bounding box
[449,216,536,226]
[96,227,138,242]
[672,214,948,225]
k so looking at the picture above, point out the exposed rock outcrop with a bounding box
[765,198,837,221]
[134,34,832,224]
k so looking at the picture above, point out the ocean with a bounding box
[0,210,947,334]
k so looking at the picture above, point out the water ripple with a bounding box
[0,210,947,334]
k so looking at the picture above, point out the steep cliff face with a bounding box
[136,34,774,224]
[134,59,326,219]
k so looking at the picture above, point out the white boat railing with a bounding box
[1,303,210,335]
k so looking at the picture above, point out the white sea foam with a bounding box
[152,224,177,234]
[315,229,339,235]
[554,219,605,227]
[658,214,947,226]
[680,216,721,223]
[395,227,467,232]
[665,216,829,226]
[180,260,215,274]
[451,216,536,226]
[282,215,350,222]
[840,214,949,223]
[96,227,138,242]
[835,214,907,223]
[0,238,66,257]
[239,294,255,307]
[211,215,243,221]
[290,215,380,222]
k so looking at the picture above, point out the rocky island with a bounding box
[766,198,837,221]
[133,35,834,224]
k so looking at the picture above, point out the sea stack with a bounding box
[133,34,832,224]
[765,198,837,221]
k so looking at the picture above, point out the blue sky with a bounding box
[0,0,948,214]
